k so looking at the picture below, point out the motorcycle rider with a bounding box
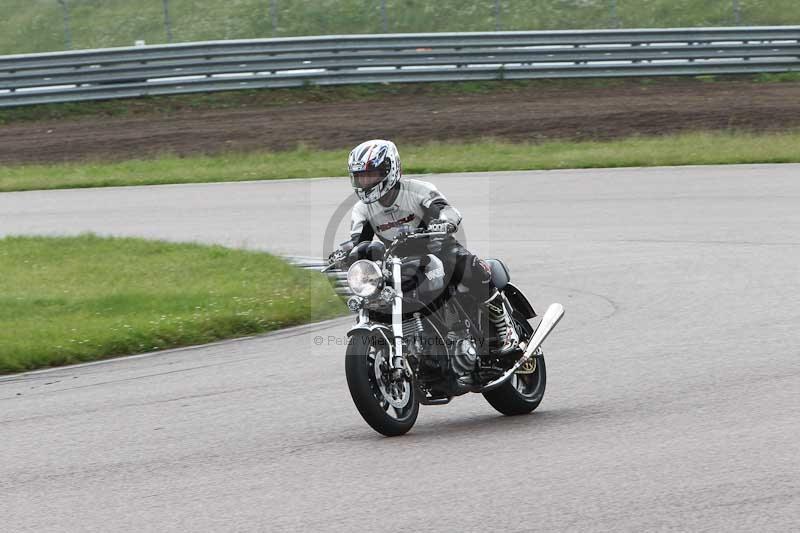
[334,139,519,355]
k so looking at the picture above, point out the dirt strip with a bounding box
[2,78,800,165]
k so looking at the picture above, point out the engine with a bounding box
[402,309,479,396]
[448,332,477,377]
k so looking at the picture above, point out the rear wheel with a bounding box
[482,353,546,416]
[345,332,419,436]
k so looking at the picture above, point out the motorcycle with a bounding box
[324,228,564,436]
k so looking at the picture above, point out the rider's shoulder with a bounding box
[352,200,370,216]
[402,179,446,207]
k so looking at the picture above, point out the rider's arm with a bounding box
[418,182,462,228]
[328,203,374,267]
[350,202,375,245]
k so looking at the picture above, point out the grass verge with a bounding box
[1,131,799,193]
[3,0,799,56]
[0,235,344,374]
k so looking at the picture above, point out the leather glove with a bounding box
[327,247,348,266]
[428,219,458,234]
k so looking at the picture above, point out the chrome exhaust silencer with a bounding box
[482,303,565,392]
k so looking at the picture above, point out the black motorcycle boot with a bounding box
[483,291,520,355]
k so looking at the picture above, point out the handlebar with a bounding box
[323,229,451,272]
[401,230,448,240]
[385,229,449,256]
[320,262,338,273]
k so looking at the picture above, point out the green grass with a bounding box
[0,131,799,193]
[0,235,344,373]
[3,0,799,55]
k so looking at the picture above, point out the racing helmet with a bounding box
[347,139,402,204]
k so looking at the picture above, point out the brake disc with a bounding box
[374,356,410,408]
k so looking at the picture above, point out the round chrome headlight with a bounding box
[347,260,384,298]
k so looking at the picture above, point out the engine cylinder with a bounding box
[402,313,424,338]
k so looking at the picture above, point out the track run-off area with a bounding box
[1,165,799,531]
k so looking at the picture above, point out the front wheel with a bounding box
[345,332,419,436]
[482,354,546,416]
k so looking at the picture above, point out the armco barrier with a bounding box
[1,27,799,107]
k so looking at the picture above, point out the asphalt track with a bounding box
[2,165,799,532]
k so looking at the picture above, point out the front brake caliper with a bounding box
[515,358,537,375]
[515,347,541,375]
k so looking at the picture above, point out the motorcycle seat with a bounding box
[485,258,510,290]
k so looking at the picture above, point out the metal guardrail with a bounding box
[287,256,351,297]
[1,27,799,107]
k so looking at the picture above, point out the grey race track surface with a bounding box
[1,165,799,532]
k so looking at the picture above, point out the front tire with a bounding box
[482,354,546,416]
[345,332,419,436]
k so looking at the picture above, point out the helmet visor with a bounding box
[351,169,386,190]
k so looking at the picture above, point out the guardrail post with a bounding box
[494,0,501,31]
[162,0,173,42]
[381,0,388,33]
[271,0,278,35]
[57,0,73,50]
[733,0,742,25]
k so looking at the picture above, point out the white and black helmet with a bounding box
[347,139,402,204]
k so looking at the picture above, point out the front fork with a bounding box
[389,256,407,373]
[351,257,408,377]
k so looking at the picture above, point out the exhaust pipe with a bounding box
[482,303,564,392]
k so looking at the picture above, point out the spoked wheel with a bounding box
[345,332,419,436]
[483,350,547,416]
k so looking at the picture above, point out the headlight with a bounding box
[347,260,384,298]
